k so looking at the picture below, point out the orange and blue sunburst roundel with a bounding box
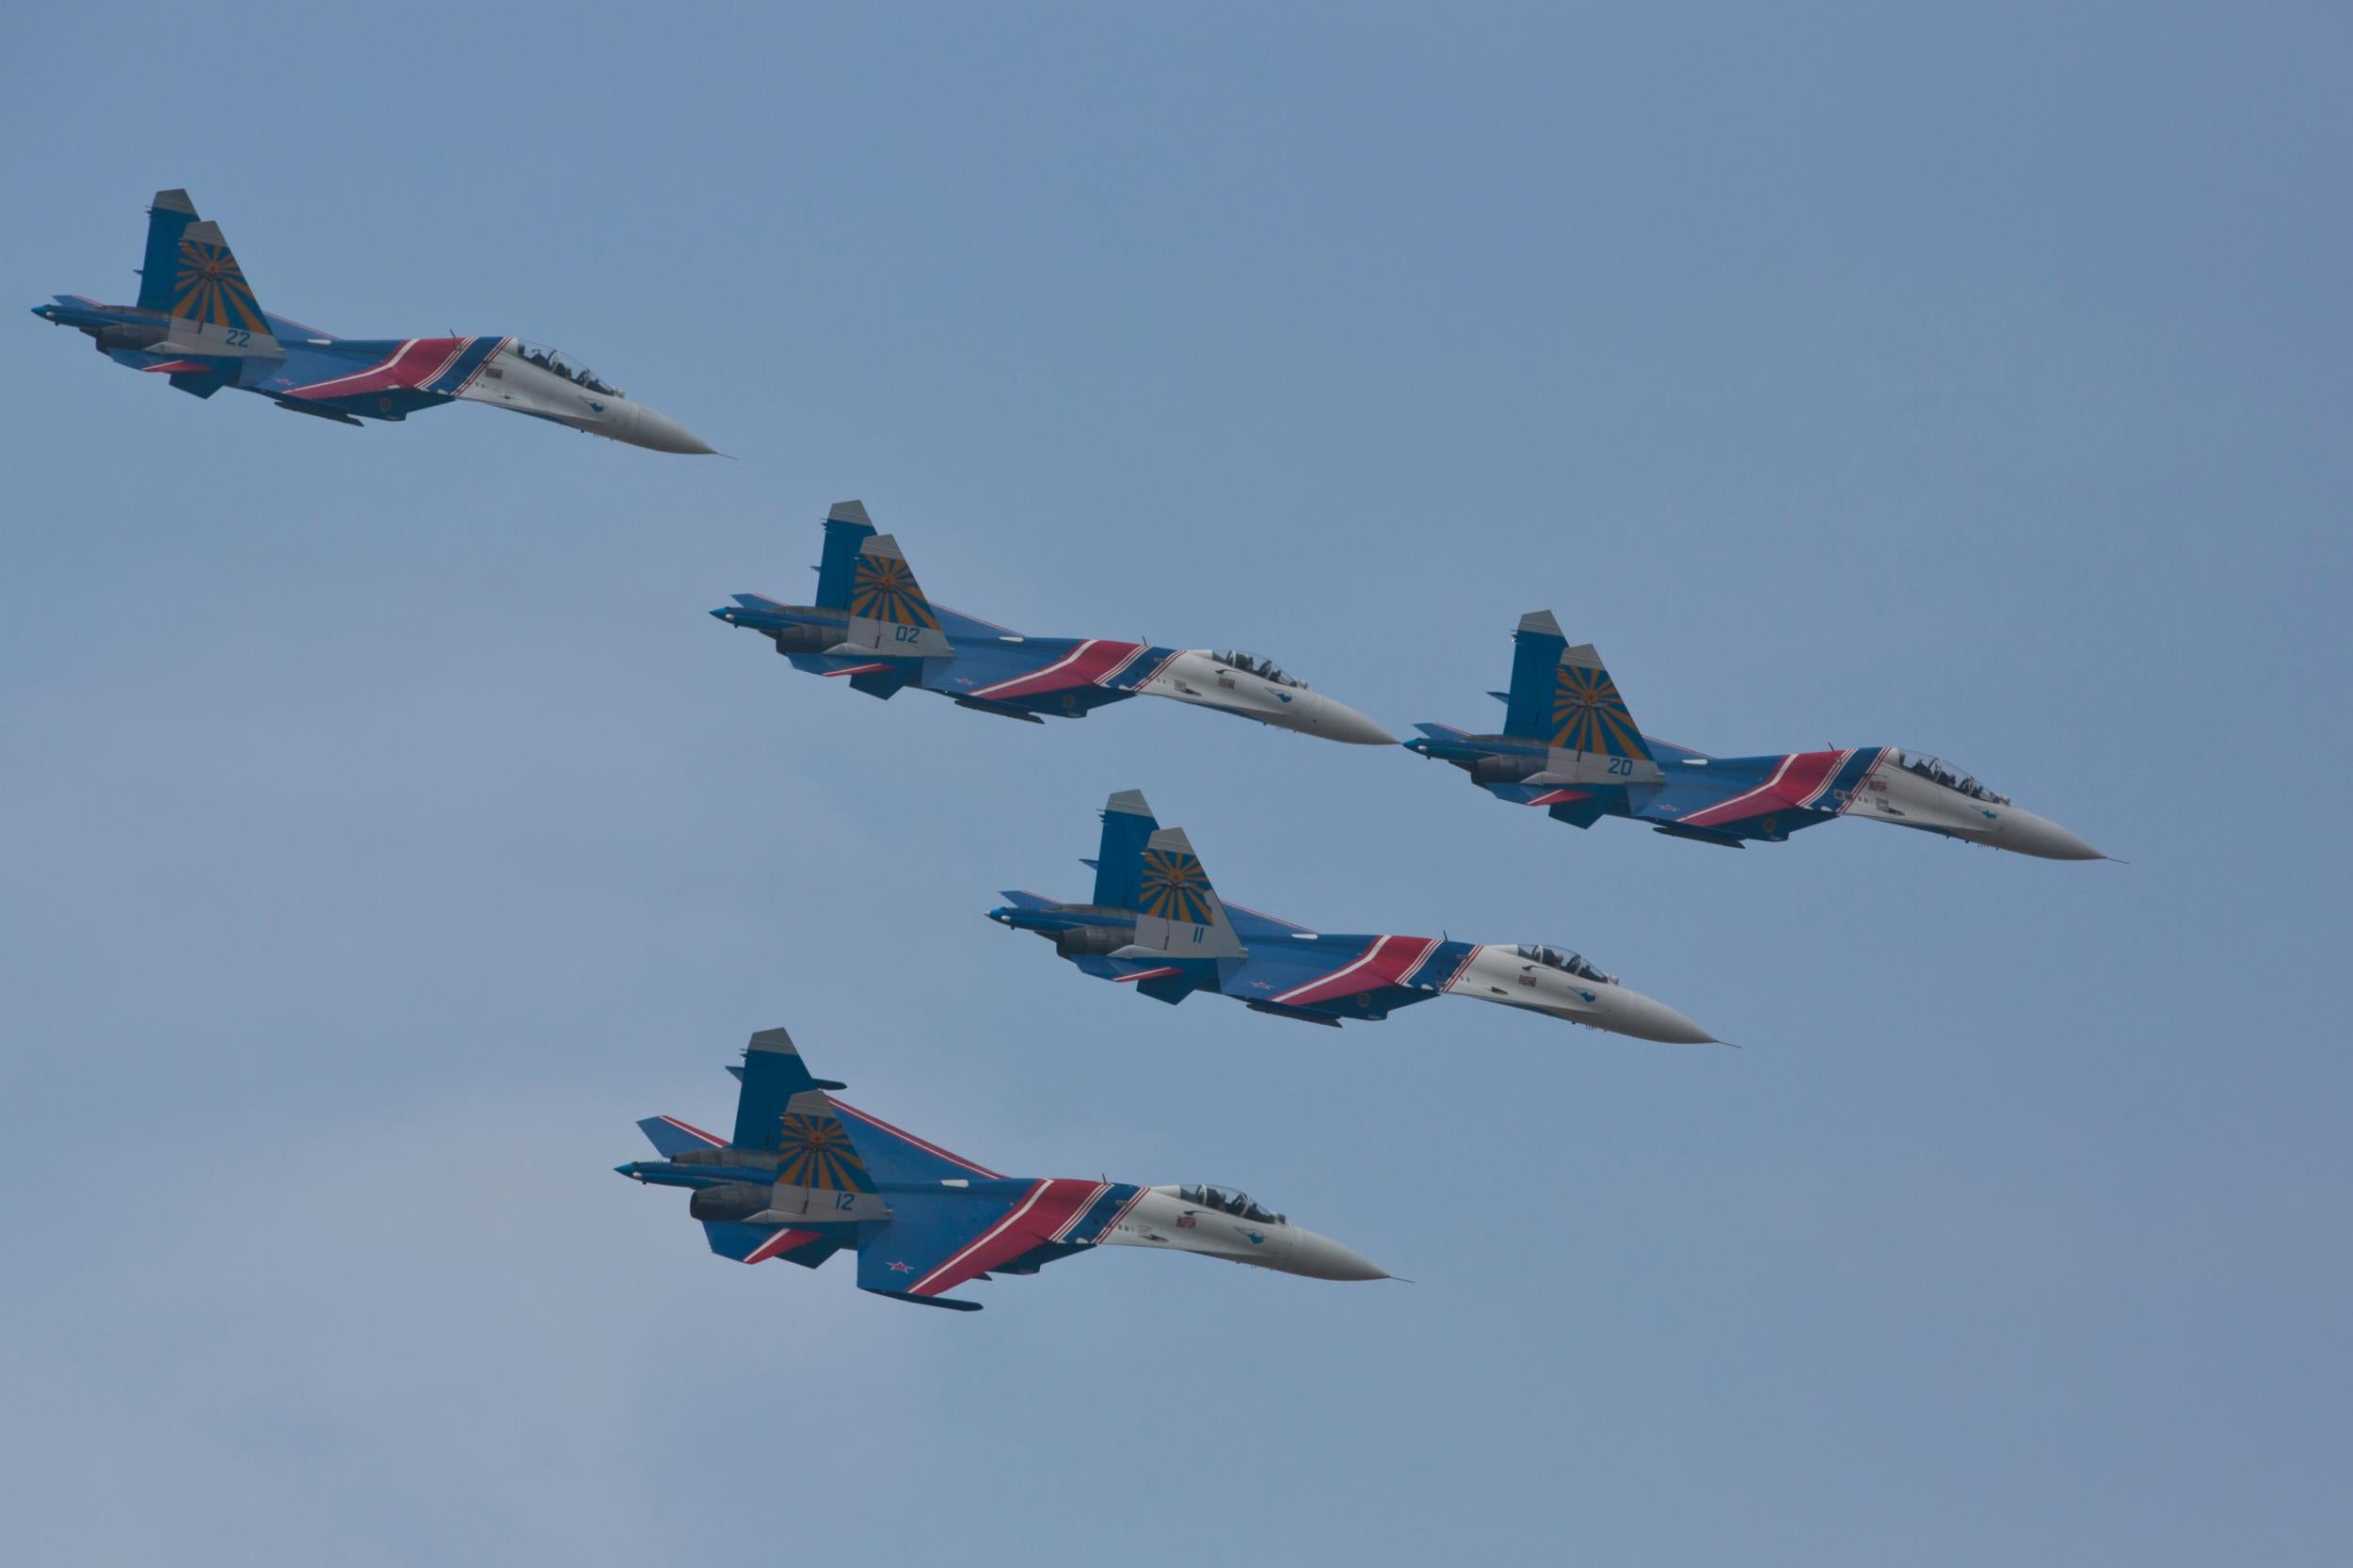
[773,1112,870,1191]
[851,555,938,629]
[1550,664,1643,756]
[1142,847,1214,924]
[170,239,265,332]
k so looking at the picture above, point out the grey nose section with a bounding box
[1312,695,1400,746]
[1607,988,1718,1045]
[1288,1229,1391,1281]
[624,403,716,455]
[2004,810,2105,861]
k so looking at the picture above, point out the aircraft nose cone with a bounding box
[1603,986,1718,1045]
[623,403,717,455]
[1286,1227,1391,1281]
[2002,809,2105,861]
[1309,694,1400,746]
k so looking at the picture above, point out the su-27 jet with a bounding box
[1405,611,2107,860]
[31,189,714,454]
[617,1024,1391,1311]
[711,502,1394,743]
[989,789,1717,1042]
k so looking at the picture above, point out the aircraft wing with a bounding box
[856,1178,1131,1310]
[1222,898,1314,942]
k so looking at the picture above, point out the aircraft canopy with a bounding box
[505,339,622,397]
[1213,649,1306,689]
[1513,943,1617,984]
[1889,749,2010,805]
[1178,1184,1287,1225]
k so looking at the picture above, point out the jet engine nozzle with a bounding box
[1468,756,1541,786]
[1053,926,1129,960]
[688,1182,775,1224]
[778,625,839,654]
[95,323,168,354]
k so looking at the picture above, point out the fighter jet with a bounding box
[617,1024,1391,1311]
[711,501,1395,743]
[988,789,1717,1042]
[30,189,713,453]
[1405,611,2105,858]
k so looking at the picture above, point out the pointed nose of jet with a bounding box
[1600,985,1718,1045]
[1306,693,1399,746]
[1283,1227,1392,1281]
[1996,808,2105,861]
[619,402,717,455]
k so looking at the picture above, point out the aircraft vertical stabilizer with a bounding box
[815,500,876,610]
[163,217,269,334]
[840,534,953,659]
[136,189,200,314]
[1503,609,1568,740]
[1092,789,1160,909]
[1120,825,1246,960]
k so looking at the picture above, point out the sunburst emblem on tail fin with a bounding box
[1550,664,1645,757]
[774,1111,871,1191]
[170,236,265,331]
[1141,846,1214,924]
[850,553,939,630]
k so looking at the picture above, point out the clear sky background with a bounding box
[4,6,2346,1564]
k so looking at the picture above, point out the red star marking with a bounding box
[888,1260,913,1273]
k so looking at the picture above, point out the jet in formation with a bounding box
[1406,611,2106,859]
[31,189,714,454]
[617,1024,1390,1310]
[711,502,1395,743]
[989,789,1717,1041]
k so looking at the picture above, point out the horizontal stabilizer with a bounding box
[637,1114,725,1156]
[1133,969,1201,1005]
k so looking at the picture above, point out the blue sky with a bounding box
[4,5,2346,1563]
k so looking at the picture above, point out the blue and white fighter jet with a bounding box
[989,790,1717,1041]
[31,189,713,453]
[712,502,1395,743]
[619,1024,1391,1311]
[1406,611,2106,859]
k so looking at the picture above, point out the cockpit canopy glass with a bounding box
[1211,649,1306,689]
[1513,943,1616,984]
[505,339,622,397]
[1177,1183,1286,1225]
[1889,749,2009,806]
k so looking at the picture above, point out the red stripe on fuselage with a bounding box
[281,337,468,401]
[1679,749,1848,829]
[968,639,1146,701]
[905,1177,1107,1296]
[1270,935,1442,1009]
